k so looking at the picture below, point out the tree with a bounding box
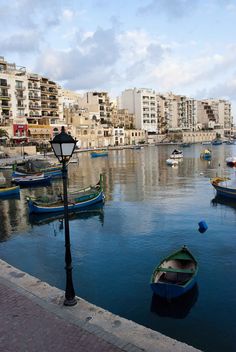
[0,129,9,139]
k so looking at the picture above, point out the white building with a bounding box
[120,88,158,133]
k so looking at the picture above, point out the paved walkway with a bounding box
[0,280,122,352]
[0,260,201,352]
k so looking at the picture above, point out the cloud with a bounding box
[0,32,40,53]
[137,0,198,18]
[35,26,120,89]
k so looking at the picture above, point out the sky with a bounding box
[1,0,236,119]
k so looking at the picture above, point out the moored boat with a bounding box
[12,174,52,187]
[210,177,236,200]
[200,149,212,160]
[212,139,223,145]
[226,157,236,167]
[91,150,108,158]
[170,149,183,159]
[0,185,20,198]
[150,246,198,299]
[27,174,105,214]
[166,158,178,166]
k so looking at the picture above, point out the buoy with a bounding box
[198,220,208,233]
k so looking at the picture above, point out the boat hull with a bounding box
[212,184,236,199]
[150,276,197,299]
[13,175,52,187]
[27,191,105,214]
[91,152,108,158]
[0,186,20,198]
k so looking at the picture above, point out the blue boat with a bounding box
[200,149,212,160]
[150,246,198,299]
[211,177,236,200]
[0,185,20,199]
[12,174,52,187]
[212,140,223,145]
[91,150,108,158]
[27,189,105,214]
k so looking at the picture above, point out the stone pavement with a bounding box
[0,260,201,352]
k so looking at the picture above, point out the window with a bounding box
[17,109,24,116]
[16,81,23,89]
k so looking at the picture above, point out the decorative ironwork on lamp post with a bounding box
[50,126,77,306]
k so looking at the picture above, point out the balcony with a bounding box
[15,86,26,91]
[16,95,26,100]
[0,82,9,88]
[0,93,11,99]
[29,105,41,110]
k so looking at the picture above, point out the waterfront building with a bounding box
[111,108,135,129]
[0,56,63,144]
[124,129,147,145]
[65,107,113,148]
[120,88,158,134]
[78,91,112,124]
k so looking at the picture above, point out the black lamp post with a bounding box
[50,126,77,306]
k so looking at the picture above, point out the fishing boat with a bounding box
[27,175,105,214]
[12,174,52,187]
[13,159,61,177]
[225,157,236,167]
[210,177,236,200]
[150,246,198,299]
[91,150,108,158]
[200,149,212,160]
[202,141,211,145]
[0,185,20,199]
[169,149,183,159]
[166,158,178,166]
[212,139,223,145]
[180,143,191,148]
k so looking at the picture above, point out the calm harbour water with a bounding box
[0,143,236,352]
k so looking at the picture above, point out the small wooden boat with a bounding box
[0,185,20,198]
[27,175,105,214]
[169,149,183,159]
[211,177,236,200]
[166,158,178,166]
[91,150,108,158]
[150,246,198,299]
[200,149,212,160]
[226,157,236,167]
[202,141,211,145]
[12,174,52,187]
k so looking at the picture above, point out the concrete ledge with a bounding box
[0,259,201,352]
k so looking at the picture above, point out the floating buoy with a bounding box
[198,220,208,233]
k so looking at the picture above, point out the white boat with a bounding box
[166,158,178,166]
[170,149,183,159]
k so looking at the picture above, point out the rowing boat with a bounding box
[150,246,198,299]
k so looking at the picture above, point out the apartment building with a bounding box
[65,107,113,148]
[120,88,158,133]
[0,56,63,143]
[78,91,112,124]
[111,108,135,129]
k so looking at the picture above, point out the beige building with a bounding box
[111,108,134,129]
[125,129,147,145]
[78,91,112,124]
[65,107,113,148]
[0,56,63,143]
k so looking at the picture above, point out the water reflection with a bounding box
[150,284,199,319]
[28,205,105,226]
[211,196,236,211]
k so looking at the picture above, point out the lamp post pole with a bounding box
[62,159,77,306]
[50,126,77,307]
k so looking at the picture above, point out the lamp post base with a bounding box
[64,297,77,306]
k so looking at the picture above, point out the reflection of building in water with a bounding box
[0,196,28,241]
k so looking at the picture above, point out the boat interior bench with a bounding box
[158,267,194,274]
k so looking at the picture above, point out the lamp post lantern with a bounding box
[50,126,77,306]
